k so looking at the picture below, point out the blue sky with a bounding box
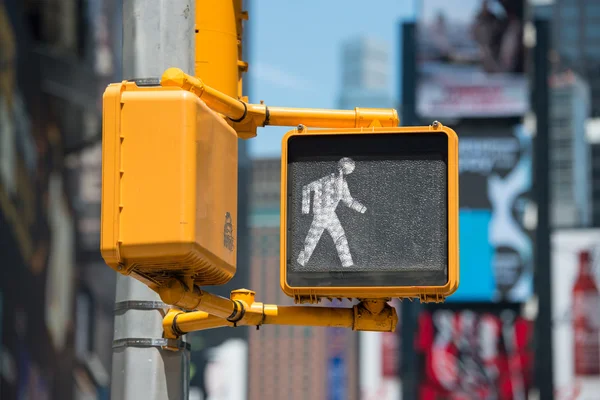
[247,0,418,158]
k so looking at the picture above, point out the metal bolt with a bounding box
[117,264,123,271]
[432,121,440,129]
[297,124,305,132]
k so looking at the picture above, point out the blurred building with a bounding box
[1,0,119,398]
[550,71,591,228]
[246,158,359,400]
[549,0,600,117]
[338,36,394,110]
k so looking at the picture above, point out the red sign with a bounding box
[416,307,533,400]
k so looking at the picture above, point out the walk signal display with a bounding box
[280,125,459,302]
[101,81,238,289]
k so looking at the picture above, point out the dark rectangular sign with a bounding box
[285,133,449,288]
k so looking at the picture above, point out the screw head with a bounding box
[432,121,440,129]
[297,124,305,132]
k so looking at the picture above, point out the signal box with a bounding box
[101,81,238,288]
[280,124,459,303]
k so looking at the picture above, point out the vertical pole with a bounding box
[110,1,195,400]
[399,20,422,400]
[533,18,553,400]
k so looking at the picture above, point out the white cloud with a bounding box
[251,62,316,91]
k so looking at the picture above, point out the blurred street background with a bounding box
[1,0,600,399]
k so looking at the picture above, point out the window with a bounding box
[586,4,600,18]
[585,45,600,60]
[561,46,580,61]
[586,24,600,39]
[24,0,85,56]
[561,25,579,41]
[561,4,579,19]
[553,137,572,150]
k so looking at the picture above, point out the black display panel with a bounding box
[286,133,449,287]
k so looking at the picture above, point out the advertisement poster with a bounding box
[451,123,533,303]
[417,0,528,118]
[415,304,533,399]
[552,230,600,399]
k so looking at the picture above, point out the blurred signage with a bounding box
[416,0,528,118]
[415,304,533,399]
[451,123,533,302]
[552,230,600,399]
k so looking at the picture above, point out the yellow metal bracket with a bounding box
[157,278,398,341]
[160,67,399,139]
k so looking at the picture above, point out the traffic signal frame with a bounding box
[280,123,459,303]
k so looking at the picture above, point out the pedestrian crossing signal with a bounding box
[280,123,459,303]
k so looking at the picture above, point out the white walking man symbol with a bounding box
[297,157,366,268]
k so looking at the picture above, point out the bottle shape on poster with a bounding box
[573,251,600,376]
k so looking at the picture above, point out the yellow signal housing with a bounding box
[101,81,238,289]
[280,124,459,303]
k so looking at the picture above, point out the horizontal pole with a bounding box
[262,305,354,328]
[163,300,397,337]
[266,106,398,129]
[160,68,399,136]
[159,286,397,337]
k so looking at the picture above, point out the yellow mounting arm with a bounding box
[158,278,398,345]
[160,67,399,138]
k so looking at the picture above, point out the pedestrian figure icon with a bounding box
[297,157,366,268]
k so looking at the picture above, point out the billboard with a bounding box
[552,230,600,399]
[415,303,534,399]
[417,0,528,118]
[451,123,533,303]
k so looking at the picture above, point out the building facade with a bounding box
[551,0,600,117]
[338,36,394,110]
[549,71,591,228]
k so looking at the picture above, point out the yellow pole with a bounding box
[159,281,398,338]
[161,68,400,134]
[195,0,242,97]
[262,305,354,328]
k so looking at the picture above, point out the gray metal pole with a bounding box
[111,1,195,399]
[122,0,195,82]
[532,18,553,400]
